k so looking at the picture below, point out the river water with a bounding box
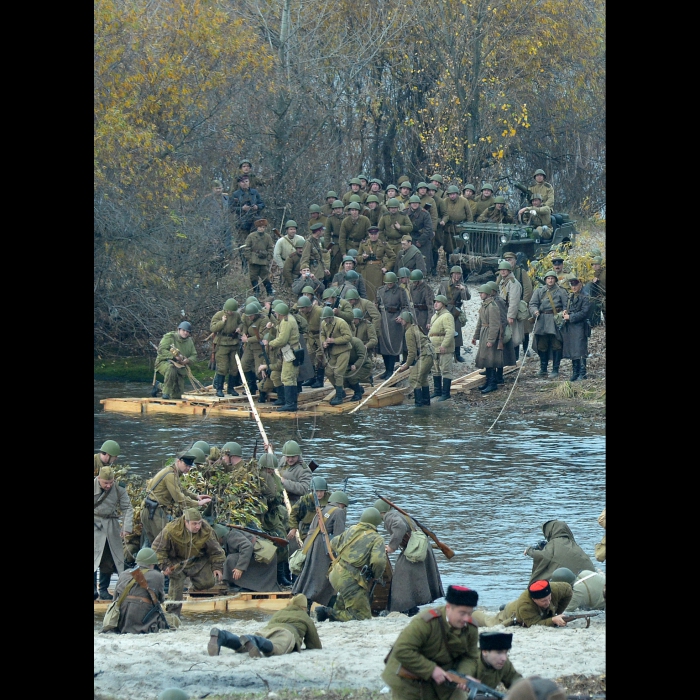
[94,380,605,614]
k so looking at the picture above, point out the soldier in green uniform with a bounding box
[462,184,478,218]
[334,334,372,400]
[152,508,226,617]
[319,305,353,405]
[339,202,371,256]
[376,271,410,378]
[296,296,325,389]
[439,266,471,364]
[264,302,301,412]
[382,584,480,699]
[345,288,381,340]
[209,299,242,398]
[257,330,282,404]
[437,185,472,261]
[550,567,606,612]
[288,476,330,543]
[398,311,434,407]
[528,270,568,378]
[356,227,396,303]
[342,177,367,206]
[462,632,522,691]
[323,286,354,325]
[503,251,534,358]
[516,168,555,208]
[351,307,378,354]
[300,222,331,283]
[282,236,306,290]
[273,220,300,270]
[477,195,513,223]
[586,256,606,325]
[94,439,120,476]
[416,182,438,231]
[332,255,368,299]
[277,440,313,507]
[517,194,553,239]
[394,234,427,276]
[307,203,328,232]
[323,200,345,276]
[315,507,387,622]
[238,158,266,191]
[321,190,339,217]
[155,321,197,400]
[397,181,413,207]
[379,198,413,259]
[428,174,446,201]
[470,284,503,395]
[240,302,268,393]
[245,218,275,296]
[408,269,434,335]
[364,195,387,227]
[427,295,455,401]
[474,183,496,218]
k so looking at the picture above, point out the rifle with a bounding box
[561,611,602,628]
[253,438,259,460]
[375,493,455,559]
[225,524,289,548]
[313,490,336,562]
[333,284,347,308]
[252,324,271,375]
[208,331,217,371]
[395,667,504,699]
[130,567,170,629]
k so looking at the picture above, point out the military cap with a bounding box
[309,204,321,213]
[498,260,513,270]
[177,449,198,463]
[435,294,448,304]
[366,195,380,203]
[302,286,315,294]
[221,441,242,456]
[551,257,564,264]
[543,270,558,279]
[528,580,552,598]
[212,179,223,188]
[223,299,239,312]
[352,308,364,319]
[502,251,517,259]
[386,198,401,208]
[416,181,428,190]
[135,547,159,565]
[463,183,477,193]
[533,168,547,177]
[321,306,335,318]
[398,267,410,278]
[481,183,494,192]
[592,256,603,264]
[368,226,380,234]
[409,269,424,281]
[399,182,413,190]
[430,174,444,184]
[183,508,203,521]
[100,440,120,457]
[479,632,513,651]
[192,440,211,456]
[331,200,344,209]
[373,498,391,513]
[178,321,192,332]
[478,284,492,294]
[445,585,478,607]
[450,265,463,274]
[568,277,581,286]
[347,202,361,210]
[408,194,421,203]
[493,196,506,204]
[326,190,338,199]
[293,235,306,247]
[297,296,312,308]
[98,466,115,480]
[348,177,362,185]
[401,234,413,242]
[550,567,576,585]
[399,311,414,324]
[239,159,252,167]
[529,193,542,202]
[360,507,383,526]
[446,185,461,194]
[310,222,325,231]
[328,491,349,506]
[284,220,298,229]
[383,271,398,283]
[254,218,267,228]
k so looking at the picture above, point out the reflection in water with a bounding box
[95,381,605,613]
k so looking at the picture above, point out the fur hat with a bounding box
[528,580,552,599]
[479,631,513,651]
[445,585,478,607]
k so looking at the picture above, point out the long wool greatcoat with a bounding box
[113,566,169,634]
[94,478,134,573]
[473,296,503,369]
[409,281,434,334]
[498,273,524,347]
[222,527,280,592]
[438,280,470,349]
[524,520,595,583]
[383,510,444,613]
[376,284,409,356]
[561,289,591,360]
[529,283,568,336]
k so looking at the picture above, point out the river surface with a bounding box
[94,380,605,620]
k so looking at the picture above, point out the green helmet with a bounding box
[409,269,424,281]
[550,567,576,585]
[244,303,260,316]
[427,182,438,191]
[493,196,506,204]
[177,321,192,332]
[282,440,301,456]
[399,311,414,323]
[212,523,229,541]
[239,159,252,167]
[221,441,242,457]
[529,193,542,202]
[347,249,359,258]
[398,267,410,278]
[309,204,321,213]
[533,169,546,177]
[192,441,210,456]
[284,220,298,229]
[352,308,364,319]
[347,201,361,210]
[485,281,499,292]
[498,260,513,270]
[158,690,189,700]
[591,247,602,256]
[366,195,380,203]
[297,296,312,308]
[349,194,362,203]
[373,499,391,513]
[386,184,398,193]
[416,181,428,190]
[326,190,338,199]
[592,256,603,264]
[349,177,362,185]
[463,184,476,193]
[383,272,397,283]
[544,269,558,279]
[400,182,413,190]
[446,185,460,194]
[370,178,383,185]
[223,298,239,312]
[302,286,315,294]
[360,507,383,526]
[332,200,344,209]
[386,198,400,208]
[328,491,349,506]
[450,265,463,274]
[358,173,369,182]
[322,287,336,300]
[342,255,356,265]
[345,270,359,281]
[135,547,159,566]
[245,295,258,304]
[293,236,305,248]
[408,194,421,203]
[478,284,492,294]
[430,174,444,184]
[311,476,328,491]
[435,294,448,304]
[321,306,335,318]
[258,452,277,469]
[481,183,494,192]
[345,288,360,300]
[189,447,206,465]
[100,440,120,457]
[274,303,289,315]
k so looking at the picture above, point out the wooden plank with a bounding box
[451,364,520,393]
[100,398,144,414]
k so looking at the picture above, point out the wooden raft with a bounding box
[450,364,520,394]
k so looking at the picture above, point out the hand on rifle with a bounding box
[432,666,462,688]
[551,614,567,627]
[258,363,268,377]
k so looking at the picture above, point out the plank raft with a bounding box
[450,363,521,394]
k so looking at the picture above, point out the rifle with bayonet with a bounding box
[561,611,602,628]
[130,567,170,629]
[375,493,455,559]
[313,490,336,562]
[224,524,290,548]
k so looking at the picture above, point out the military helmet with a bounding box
[366,195,380,203]
[322,287,336,300]
[592,256,603,264]
[446,185,461,194]
[435,294,448,304]
[192,440,210,456]
[349,177,362,186]
[550,567,576,585]
[332,200,344,209]
[212,179,223,188]
[135,547,159,566]
[347,249,359,258]
[99,440,120,457]
[297,296,312,308]
[328,491,349,506]
[257,452,277,469]
[427,182,438,191]
[463,183,476,193]
[281,440,301,456]
[383,271,398,283]
[485,281,499,292]
[399,311,414,323]
[347,202,361,210]
[398,267,410,278]
[239,159,252,167]
[302,286,315,294]
[481,183,494,192]
[399,182,413,190]
[408,194,421,203]
[450,265,463,274]
[373,498,391,513]
[385,184,398,193]
[544,269,558,279]
[311,476,328,491]
[342,255,356,264]
[352,308,364,319]
[189,447,206,465]
[386,198,400,208]
[244,303,260,316]
[309,204,321,213]
[245,295,258,304]
[274,302,289,315]
[293,235,305,248]
[321,306,335,318]
[310,222,324,231]
[349,194,362,204]
[430,174,444,184]
[493,196,506,204]
[409,269,424,281]
[358,173,369,182]
[591,247,602,256]
[416,181,428,190]
[478,284,492,294]
[178,321,193,332]
[223,298,239,312]
[498,260,513,270]
[533,169,547,177]
[345,288,360,300]
[360,507,383,526]
[284,220,298,229]
[529,193,542,202]
[345,270,359,281]
[221,441,242,457]
[326,190,338,199]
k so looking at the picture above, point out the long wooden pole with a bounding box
[235,353,303,547]
[348,366,402,414]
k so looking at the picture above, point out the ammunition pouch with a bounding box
[293,348,305,366]
[144,498,159,520]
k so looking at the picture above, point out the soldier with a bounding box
[436,185,471,264]
[209,298,242,398]
[408,269,434,335]
[474,183,496,218]
[428,294,456,401]
[319,305,353,405]
[273,220,300,269]
[376,271,409,379]
[549,567,606,612]
[292,490,348,610]
[517,194,553,240]
[342,177,366,206]
[256,329,282,405]
[307,203,328,232]
[394,234,427,276]
[369,178,385,203]
[379,198,413,258]
[528,270,568,378]
[203,179,232,260]
[94,466,134,600]
[314,507,387,622]
[338,335,373,400]
[406,195,434,274]
[463,632,523,691]
[155,321,197,400]
[207,592,322,657]
[277,440,313,506]
[263,302,302,412]
[586,256,606,326]
[230,175,264,266]
[549,255,576,292]
[497,260,524,371]
[398,266,411,293]
[470,284,503,395]
[351,306,379,357]
[356,226,396,303]
[595,508,606,563]
[561,277,591,381]
[339,201,371,256]
[296,296,326,389]
[502,251,534,359]
[322,200,344,276]
[428,174,446,201]
[397,311,433,407]
[219,524,281,594]
[364,194,388,227]
[438,266,471,364]
[477,195,514,223]
[384,184,401,207]
[300,222,331,283]
[382,584,480,698]
[321,190,339,217]
[397,181,413,206]
[332,255,368,299]
[416,182,438,232]
[281,236,306,290]
[322,286,354,325]
[239,300,270,393]
[485,279,514,388]
[516,168,555,208]
[245,218,275,296]
[238,158,266,191]
[462,183,479,217]
[287,475,330,547]
[152,508,226,617]
[94,439,120,476]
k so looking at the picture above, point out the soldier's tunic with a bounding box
[519,205,553,237]
[273,234,298,269]
[210,309,242,379]
[561,288,591,361]
[464,195,478,218]
[292,504,346,606]
[330,297,354,325]
[474,194,496,218]
[155,330,197,399]
[244,229,275,288]
[407,207,434,273]
[230,186,265,246]
[383,510,444,613]
[379,211,413,258]
[282,251,303,289]
[340,335,373,387]
[473,296,503,369]
[289,492,330,542]
[328,522,386,621]
[297,304,324,367]
[339,214,371,256]
[319,316,353,382]
[529,180,555,208]
[292,274,325,300]
[357,238,396,302]
[277,459,313,505]
[524,520,595,583]
[349,296,381,340]
[394,244,427,276]
[376,284,409,357]
[241,314,268,375]
[428,306,455,379]
[565,570,606,611]
[352,317,378,351]
[94,477,134,575]
[366,204,389,228]
[498,273,524,347]
[493,294,516,367]
[307,214,328,232]
[586,266,606,323]
[94,453,105,476]
[332,270,368,299]
[438,280,470,350]
[409,281,434,334]
[462,655,522,690]
[259,329,282,394]
[300,235,330,281]
[403,322,433,389]
[477,203,514,224]
[342,189,367,206]
[324,213,345,275]
[112,566,174,634]
[529,283,568,355]
[440,195,473,255]
[222,527,280,593]
[382,605,479,700]
[513,265,535,334]
[268,313,301,387]
[290,308,315,384]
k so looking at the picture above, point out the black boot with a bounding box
[272,386,285,406]
[214,373,225,398]
[414,390,423,407]
[277,384,298,411]
[227,375,239,396]
[437,377,452,401]
[570,359,581,382]
[240,634,274,658]
[579,357,588,379]
[550,350,562,378]
[496,367,504,384]
[538,357,549,377]
[263,279,275,296]
[297,380,303,394]
[379,355,395,379]
[514,345,520,362]
[523,334,530,354]
[349,383,364,401]
[94,571,98,601]
[454,348,465,363]
[244,370,258,394]
[277,562,292,586]
[98,572,113,600]
[257,390,268,404]
[421,386,431,405]
[479,368,491,392]
[302,371,317,387]
[430,375,442,399]
[208,627,242,656]
[329,386,346,406]
[310,366,325,389]
[480,368,498,394]
[315,605,339,622]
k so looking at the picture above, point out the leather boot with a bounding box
[329,386,346,406]
[437,377,452,401]
[523,334,530,354]
[514,345,520,362]
[277,384,298,411]
[244,370,258,394]
[214,374,225,398]
[302,372,317,387]
[257,391,268,404]
[315,605,339,622]
[98,572,113,600]
[579,357,588,379]
[414,390,423,407]
[454,348,465,363]
[550,350,562,378]
[94,571,98,601]
[480,368,498,394]
[208,627,242,656]
[297,380,303,394]
[379,355,395,379]
[310,366,325,389]
[421,386,431,405]
[277,562,292,586]
[570,359,581,382]
[496,367,504,384]
[240,634,274,658]
[349,383,364,401]
[227,375,240,396]
[430,375,442,399]
[272,386,285,406]
[538,357,549,377]
[263,279,275,296]
[479,368,491,392]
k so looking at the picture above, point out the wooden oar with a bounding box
[348,365,402,414]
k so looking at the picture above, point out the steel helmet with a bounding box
[347,249,359,258]
[463,184,476,193]
[408,195,421,203]
[348,177,362,186]
[430,174,444,184]
[192,441,210,456]
[349,195,362,204]
[345,288,360,300]
[221,441,242,457]
[245,296,259,305]
[481,183,494,192]
[135,547,159,566]
[321,306,335,318]
[99,440,120,457]
[328,491,349,506]
[352,308,364,319]
[386,184,398,192]
[427,182,437,191]
[311,476,328,491]
[302,286,315,294]
[450,265,463,274]
[309,204,321,213]
[478,284,492,294]
[293,236,305,248]
[493,196,506,204]
[550,567,576,585]
[370,178,383,185]
[498,260,513,270]
[244,303,260,316]
[409,269,424,281]
[373,498,391,513]
[399,311,414,323]
[358,173,369,182]
[386,198,400,208]
[366,194,380,203]
[400,182,413,190]
[258,452,277,469]
[533,169,547,177]
[178,321,192,332]
[331,200,344,209]
[398,267,410,278]
[345,270,360,281]
[544,270,558,279]
[446,185,460,194]
[360,507,383,526]
[223,299,239,312]
[416,181,428,190]
[189,447,206,465]
[284,220,298,229]
[297,296,312,308]
[342,255,356,265]
[435,294,448,304]
[529,194,542,202]
[485,281,499,292]
[347,202,361,210]
[383,272,398,283]
[274,303,289,315]
[322,287,336,300]
[282,440,301,456]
